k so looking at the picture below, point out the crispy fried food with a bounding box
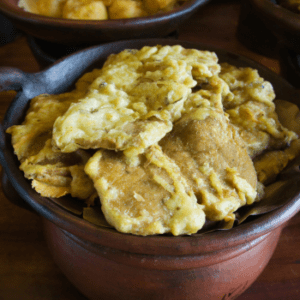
[220,63,297,158]
[63,0,108,20]
[7,44,300,236]
[219,63,300,184]
[143,0,176,14]
[84,145,205,236]
[7,91,96,203]
[184,75,231,114]
[20,139,95,201]
[109,0,147,19]
[18,0,184,20]
[7,93,73,162]
[254,139,300,185]
[52,45,220,159]
[160,107,257,222]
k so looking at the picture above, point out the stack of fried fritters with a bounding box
[7,45,300,235]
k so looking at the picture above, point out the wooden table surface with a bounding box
[0,1,299,299]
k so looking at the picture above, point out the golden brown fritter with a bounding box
[7,45,300,236]
[219,63,300,184]
[160,107,258,222]
[7,92,96,203]
[84,145,205,236]
[220,63,297,158]
[52,45,220,158]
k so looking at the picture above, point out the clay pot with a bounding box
[249,0,300,54]
[0,39,300,300]
[0,0,211,46]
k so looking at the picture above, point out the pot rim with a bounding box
[1,38,300,256]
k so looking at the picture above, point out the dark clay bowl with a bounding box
[1,39,300,300]
[0,0,210,46]
[249,0,300,54]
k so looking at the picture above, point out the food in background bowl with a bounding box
[18,0,190,20]
[0,0,211,45]
[6,45,300,236]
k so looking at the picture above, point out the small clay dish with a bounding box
[0,0,210,46]
[0,39,300,300]
[249,0,300,53]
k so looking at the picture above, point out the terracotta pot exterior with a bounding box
[44,219,282,300]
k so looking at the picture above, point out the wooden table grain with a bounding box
[0,1,299,299]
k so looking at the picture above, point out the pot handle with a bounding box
[0,67,27,92]
[0,67,40,213]
[0,66,30,159]
[0,66,33,211]
[0,66,27,165]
